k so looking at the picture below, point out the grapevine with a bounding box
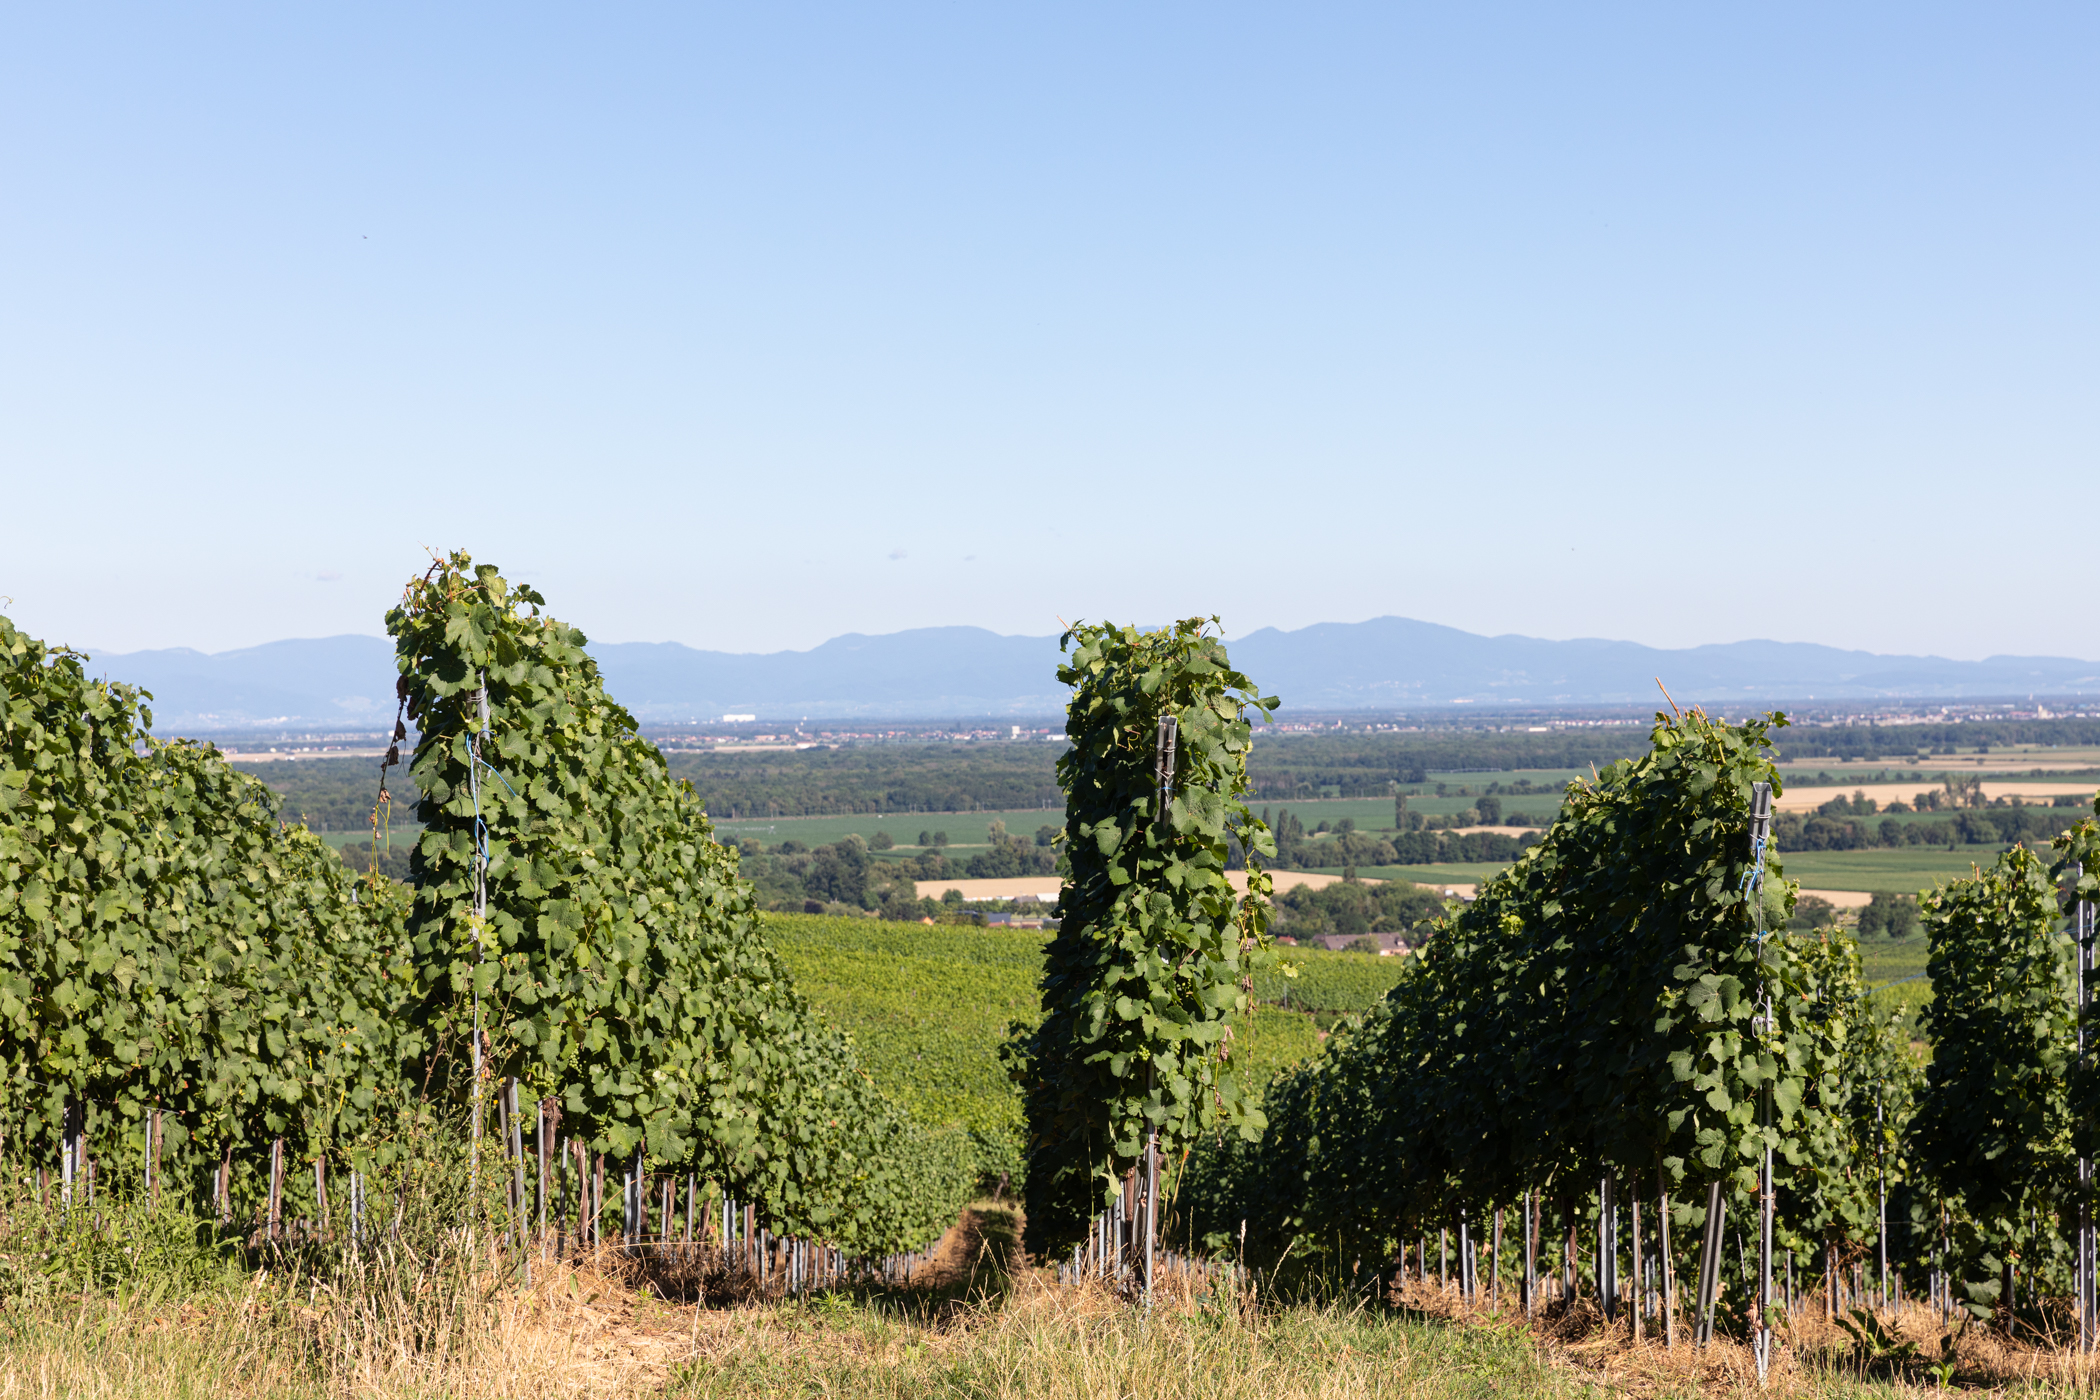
[1009,619,1277,1257]
[388,554,962,1250]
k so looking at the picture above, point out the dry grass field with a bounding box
[1770,780,2096,811]
[10,1197,2086,1400]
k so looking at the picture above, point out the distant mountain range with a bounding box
[74,618,2100,730]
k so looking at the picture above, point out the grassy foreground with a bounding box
[1,1201,2078,1399]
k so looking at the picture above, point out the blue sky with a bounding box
[4,4,2093,659]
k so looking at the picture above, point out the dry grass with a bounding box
[3,1201,2097,1399]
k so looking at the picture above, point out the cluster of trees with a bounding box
[1776,719,2100,760]
[658,727,1726,818]
[1267,878,1445,943]
[1245,731,1656,801]
[734,835,909,912]
[228,756,423,831]
[1778,803,2078,852]
[733,820,1062,917]
[666,747,1062,817]
[1259,808,1540,871]
[1790,891,1923,940]
[1858,890,1922,940]
[1394,793,1547,829]
[952,820,1061,879]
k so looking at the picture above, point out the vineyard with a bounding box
[1166,699,2100,1381]
[0,556,973,1291]
[17,581,2100,1394]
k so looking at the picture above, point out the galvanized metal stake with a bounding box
[1630,1186,1644,1342]
[468,678,490,1212]
[1459,1209,1474,1299]
[2080,880,2095,1353]
[1747,780,1774,1380]
[1695,1180,1725,1347]
[1523,1190,1536,1317]
[1598,1175,1617,1322]
[1143,713,1176,1305]
[508,1079,529,1283]
[1491,1206,1503,1312]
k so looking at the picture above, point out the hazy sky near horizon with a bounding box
[4,4,2094,661]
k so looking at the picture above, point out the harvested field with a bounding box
[911,870,1389,902]
[1771,779,2095,811]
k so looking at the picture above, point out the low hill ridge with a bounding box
[75,619,2100,727]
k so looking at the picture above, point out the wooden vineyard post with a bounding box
[1694,1180,1724,1346]
[315,1157,329,1239]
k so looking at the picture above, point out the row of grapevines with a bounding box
[1778,933,1921,1292]
[1185,708,1845,1285]
[1007,620,1277,1258]
[0,611,421,1220]
[389,555,964,1250]
[1909,841,2076,1316]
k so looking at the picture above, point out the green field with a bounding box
[1352,861,1515,887]
[1349,845,2033,900]
[763,913,1404,1185]
[1780,847,2014,895]
[714,807,1061,852]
